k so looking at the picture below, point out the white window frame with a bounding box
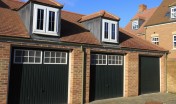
[14,49,42,64]
[171,6,176,19]
[33,4,59,36]
[108,55,123,65]
[91,54,107,65]
[151,36,159,45]
[173,35,176,49]
[43,51,67,64]
[132,20,139,30]
[102,19,118,43]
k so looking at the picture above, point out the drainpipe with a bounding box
[165,53,168,93]
[81,46,85,104]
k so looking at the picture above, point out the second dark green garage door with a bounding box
[139,56,160,94]
[90,54,124,101]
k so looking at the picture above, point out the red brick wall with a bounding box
[124,52,139,97]
[0,42,11,104]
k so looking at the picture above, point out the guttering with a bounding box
[0,36,168,54]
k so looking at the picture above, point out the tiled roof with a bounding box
[124,7,157,35]
[79,10,120,22]
[145,0,176,26]
[119,28,166,51]
[0,0,25,10]
[0,7,29,38]
[0,0,167,52]
[60,10,100,45]
[31,0,63,8]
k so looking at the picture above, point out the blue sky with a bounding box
[57,0,162,27]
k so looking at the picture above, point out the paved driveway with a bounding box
[90,93,176,104]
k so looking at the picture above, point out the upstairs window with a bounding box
[173,35,176,49]
[132,20,139,30]
[151,36,159,45]
[171,6,176,19]
[102,19,118,43]
[33,4,59,36]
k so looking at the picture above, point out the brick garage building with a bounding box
[0,0,168,104]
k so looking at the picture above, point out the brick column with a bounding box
[160,54,167,93]
[69,48,83,104]
[85,49,90,103]
[0,42,11,104]
[124,52,139,97]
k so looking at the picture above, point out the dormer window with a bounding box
[132,20,139,30]
[171,6,176,19]
[102,19,118,43]
[33,4,59,36]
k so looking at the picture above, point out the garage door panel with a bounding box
[90,54,123,101]
[8,48,69,104]
[139,56,160,94]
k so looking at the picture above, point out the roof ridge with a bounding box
[106,11,120,20]
[48,0,63,7]
[62,10,85,16]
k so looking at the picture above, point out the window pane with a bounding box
[23,51,28,57]
[45,52,50,57]
[104,22,108,39]
[37,9,44,30]
[61,58,66,63]
[36,51,41,57]
[45,58,50,63]
[112,24,115,39]
[56,52,61,57]
[29,57,34,63]
[15,50,23,57]
[51,58,55,63]
[174,42,176,48]
[29,50,35,56]
[56,58,61,63]
[48,11,55,31]
[35,58,41,63]
[23,57,28,63]
[51,52,55,57]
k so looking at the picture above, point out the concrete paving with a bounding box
[90,93,176,104]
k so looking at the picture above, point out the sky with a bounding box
[57,0,162,27]
[22,0,162,27]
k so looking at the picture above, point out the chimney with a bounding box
[139,4,147,13]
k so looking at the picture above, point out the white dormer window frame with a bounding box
[102,19,118,43]
[33,4,59,36]
[171,6,176,19]
[132,20,139,30]
[151,36,159,45]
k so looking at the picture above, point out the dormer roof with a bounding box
[79,10,120,22]
[30,0,63,8]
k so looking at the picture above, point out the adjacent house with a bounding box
[0,0,168,104]
[124,4,157,39]
[144,0,176,93]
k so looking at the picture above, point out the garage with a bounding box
[90,53,124,101]
[139,56,160,94]
[8,48,69,104]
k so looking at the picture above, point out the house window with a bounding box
[108,55,123,65]
[14,49,42,64]
[33,4,59,36]
[171,7,176,19]
[91,54,107,65]
[44,51,67,64]
[173,35,176,49]
[152,36,159,45]
[102,19,117,43]
[132,20,139,30]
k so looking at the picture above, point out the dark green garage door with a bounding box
[90,54,123,101]
[139,56,160,94]
[8,48,69,104]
